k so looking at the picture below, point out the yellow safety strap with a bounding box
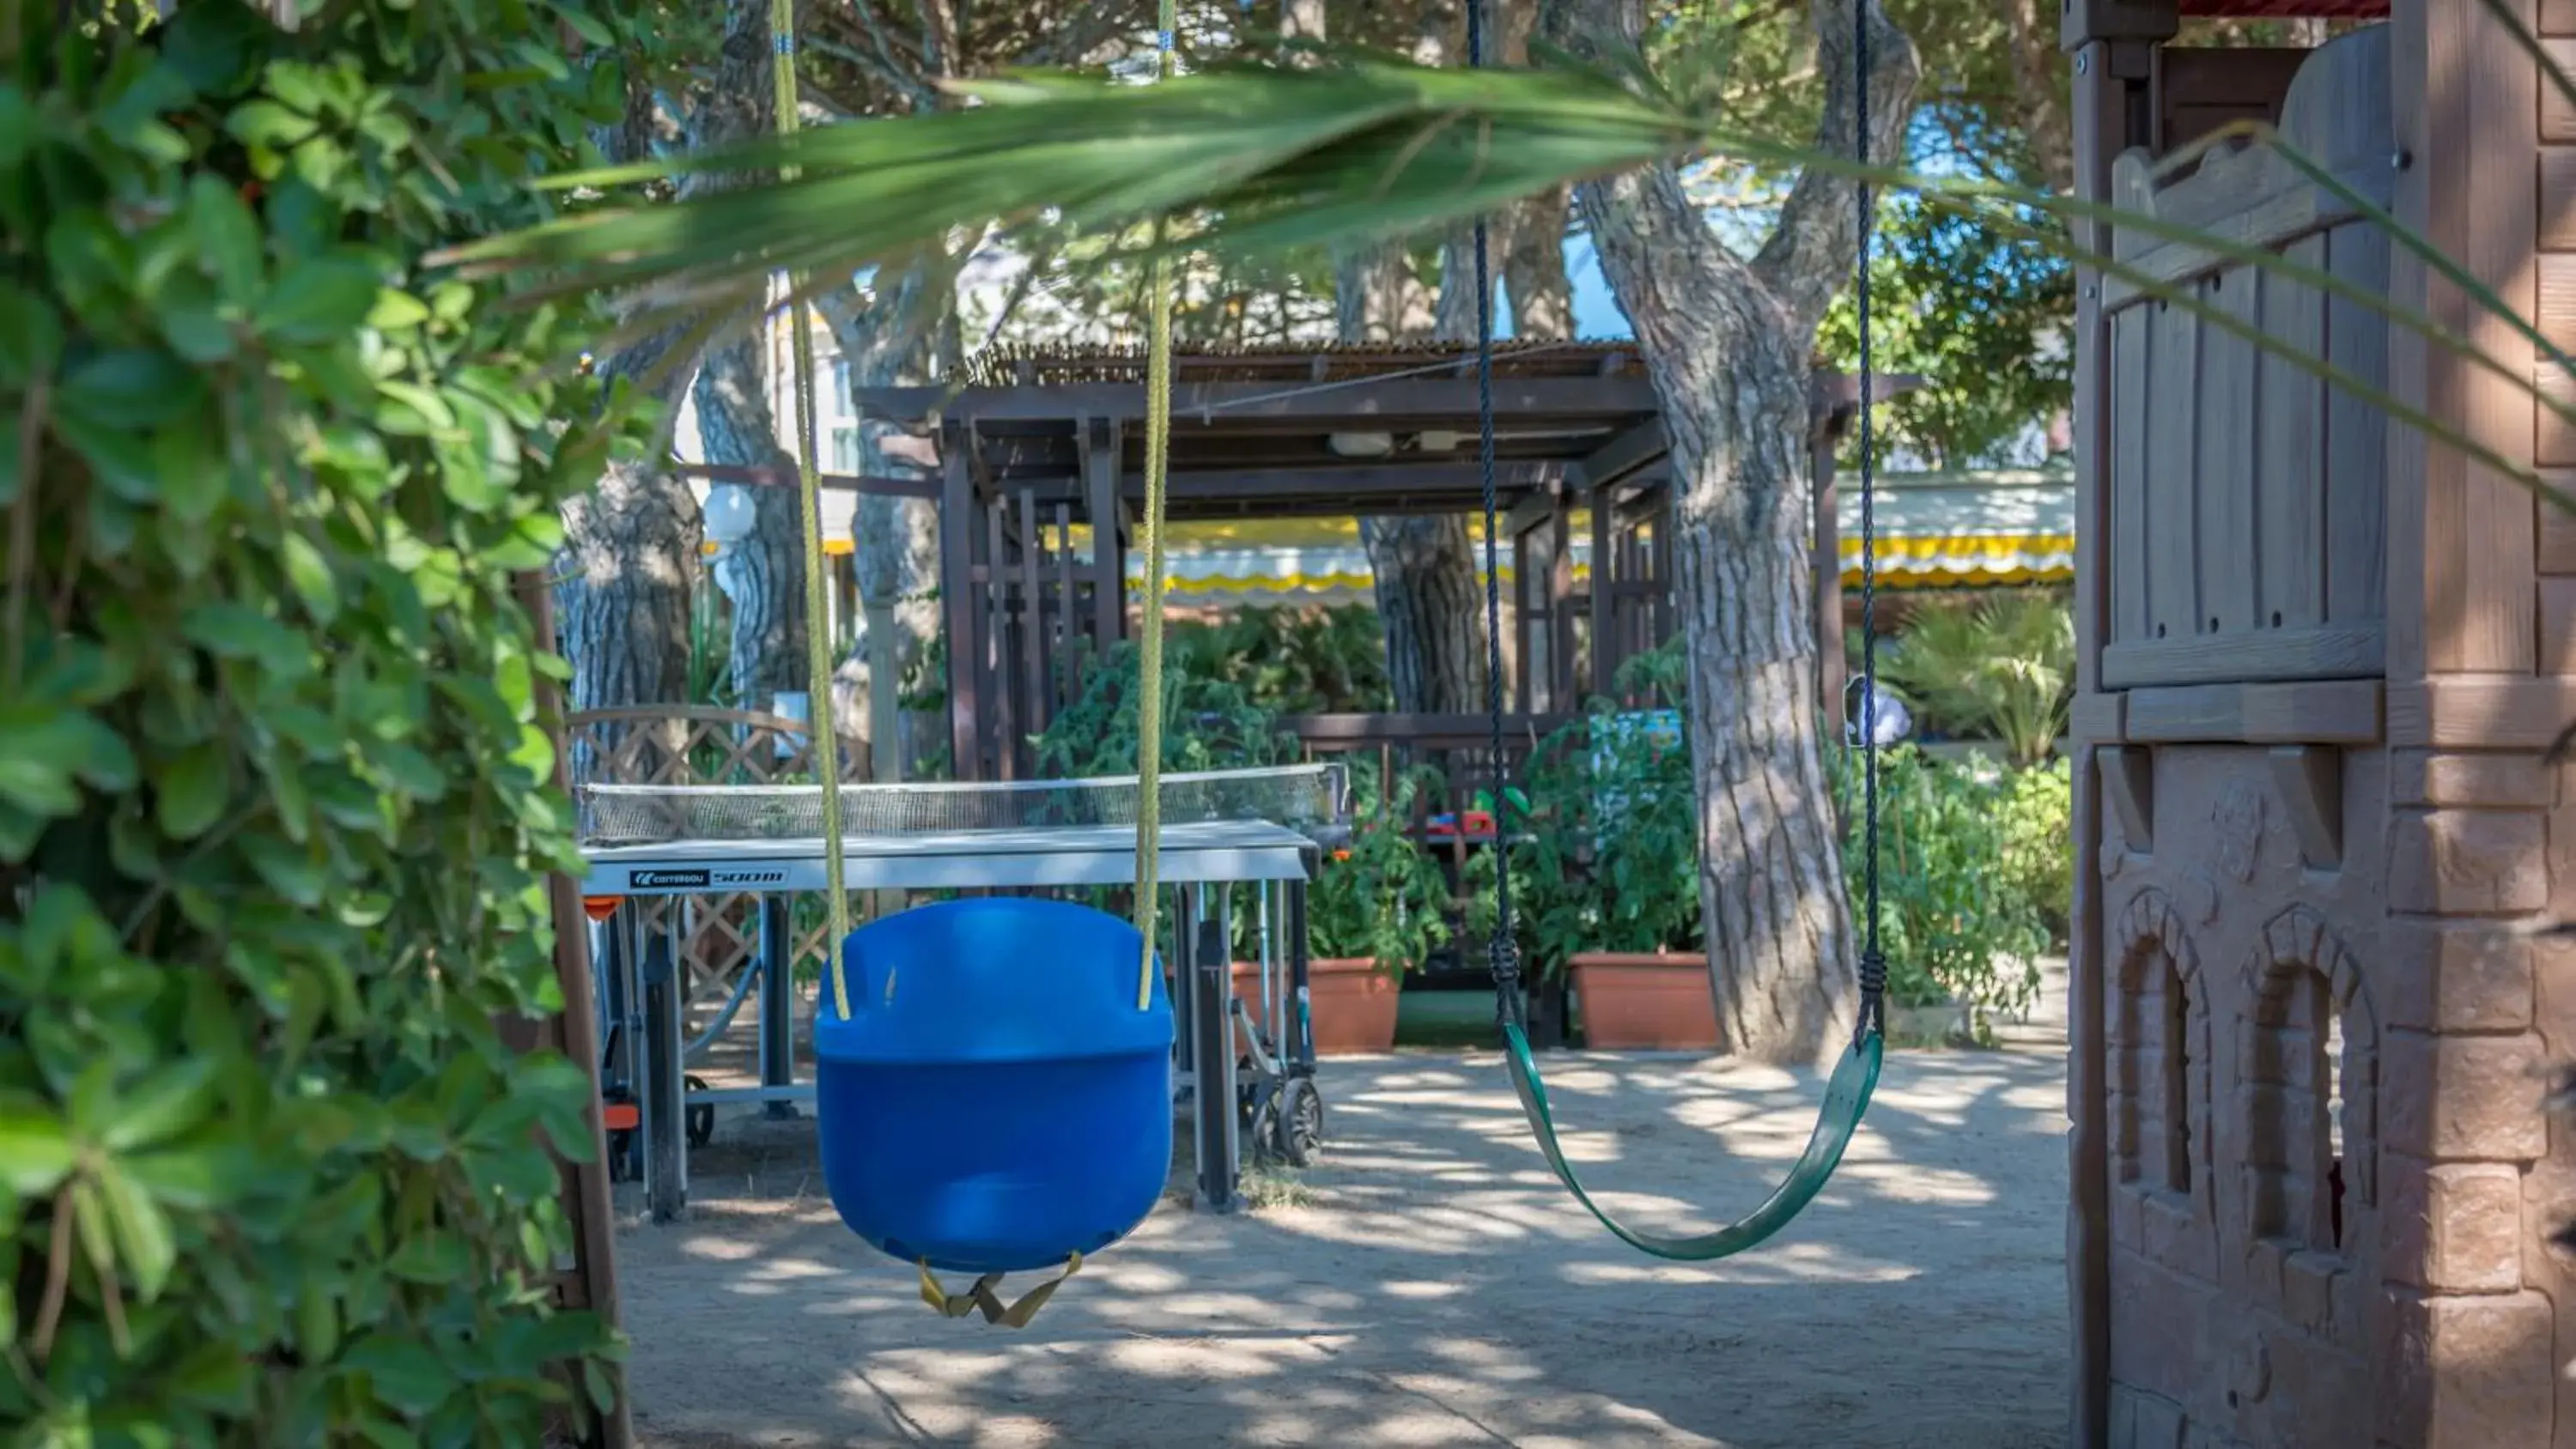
[770,0,852,1021]
[1130,2,1180,1010]
[916,1254,1084,1329]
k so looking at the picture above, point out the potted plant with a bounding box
[1474,645,1719,1051]
[1240,761,1450,1054]
[1827,743,2051,1044]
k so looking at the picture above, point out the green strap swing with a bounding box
[1469,0,1890,1260]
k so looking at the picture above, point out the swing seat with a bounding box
[812,898,1174,1274]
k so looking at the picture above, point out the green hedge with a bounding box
[1,2,650,1441]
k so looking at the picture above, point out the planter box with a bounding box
[1570,952,1721,1051]
[1230,957,1400,1056]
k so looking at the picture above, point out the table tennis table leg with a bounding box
[1287,854,1317,1075]
[1189,886,1239,1214]
[642,931,688,1223]
[756,894,797,1119]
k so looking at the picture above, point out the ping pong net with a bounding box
[574,763,1351,847]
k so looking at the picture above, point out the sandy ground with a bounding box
[611,973,2075,1449]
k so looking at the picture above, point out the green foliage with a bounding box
[1031,640,1294,959]
[1995,755,2075,947]
[0,1,652,1440]
[1815,196,2075,470]
[1167,606,1393,716]
[1475,700,1702,979]
[1031,637,1297,778]
[1308,761,1451,975]
[1833,747,2052,1030]
[1875,589,2075,766]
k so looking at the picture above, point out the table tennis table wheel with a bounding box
[1274,1076,1323,1168]
[683,1074,716,1149]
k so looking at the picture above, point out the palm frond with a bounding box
[439,34,2576,527]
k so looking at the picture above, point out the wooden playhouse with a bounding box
[2063,1,2576,1446]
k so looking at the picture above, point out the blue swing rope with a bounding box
[1476,0,1888,1260]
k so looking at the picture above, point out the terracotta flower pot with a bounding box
[1570,951,1720,1051]
[1230,957,1401,1056]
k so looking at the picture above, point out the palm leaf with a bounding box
[442,36,2576,522]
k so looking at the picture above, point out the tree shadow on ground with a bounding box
[617,1046,2072,1449]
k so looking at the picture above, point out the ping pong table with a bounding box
[580,819,1324,1222]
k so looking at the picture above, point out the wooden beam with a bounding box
[1501,482,1564,540]
[1119,459,1575,500]
[511,572,632,1449]
[671,462,937,500]
[851,375,1662,423]
[1579,421,1667,491]
[1589,495,1614,695]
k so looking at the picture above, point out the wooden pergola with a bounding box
[843,343,1912,781]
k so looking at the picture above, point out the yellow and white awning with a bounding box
[1135,468,2074,605]
[679,465,2075,600]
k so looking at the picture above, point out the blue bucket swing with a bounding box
[765,0,1194,1329]
[812,899,1173,1325]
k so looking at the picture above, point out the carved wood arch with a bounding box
[2112,888,2214,1207]
[2241,903,2379,1252]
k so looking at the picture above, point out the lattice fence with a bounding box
[567,707,872,1001]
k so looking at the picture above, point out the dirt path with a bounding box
[612,1038,2071,1449]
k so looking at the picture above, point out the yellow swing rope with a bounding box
[1131,0,1180,1012]
[770,0,854,1022]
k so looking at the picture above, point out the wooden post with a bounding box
[1588,494,1613,696]
[1549,500,1576,710]
[2061,4,2173,1443]
[939,420,981,779]
[1085,419,1125,657]
[1814,415,1847,737]
[511,573,634,1449]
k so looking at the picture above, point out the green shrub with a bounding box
[1031,640,1295,960]
[1996,755,2074,946]
[1470,700,1701,979]
[1832,747,2051,1030]
[1031,637,1296,779]
[1167,605,1392,715]
[0,2,650,1440]
[1309,761,1451,974]
[1874,589,2075,766]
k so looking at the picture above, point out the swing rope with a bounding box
[770,0,1089,1325]
[1477,0,1886,1261]
[771,0,853,1026]
[1131,2,1179,1008]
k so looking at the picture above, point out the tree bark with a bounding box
[1506,185,1576,340]
[1296,0,1492,722]
[2000,0,2075,194]
[693,333,809,712]
[817,260,953,775]
[556,46,700,773]
[557,0,781,763]
[1562,0,1917,1066]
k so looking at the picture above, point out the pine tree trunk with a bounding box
[817,264,952,776]
[1564,0,1917,1066]
[1506,185,1576,340]
[694,333,808,713]
[556,0,779,768]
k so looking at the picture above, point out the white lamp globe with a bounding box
[702,482,758,547]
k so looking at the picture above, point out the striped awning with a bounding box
[683,467,2076,599]
[1141,467,2074,604]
